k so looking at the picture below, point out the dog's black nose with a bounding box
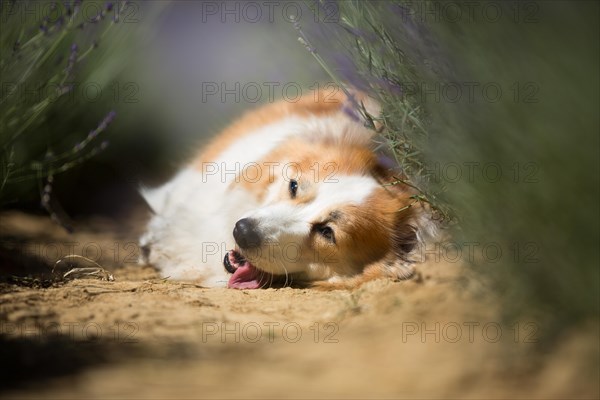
[233,218,262,249]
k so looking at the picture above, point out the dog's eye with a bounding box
[317,225,335,243]
[289,179,298,199]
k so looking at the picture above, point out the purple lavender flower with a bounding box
[97,110,117,132]
[292,17,317,54]
[332,54,370,92]
[373,77,403,96]
[75,129,110,152]
[377,154,398,170]
[297,37,316,54]
[65,43,78,77]
[103,110,117,125]
[55,15,65,30]
[106,2,114,12]
[342,103,361,122]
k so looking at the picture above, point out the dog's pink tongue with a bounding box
[227,262,266,289]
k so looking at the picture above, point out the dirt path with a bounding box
[0,212,597,399]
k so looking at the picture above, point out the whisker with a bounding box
[259,269,270,289]
[275,258,290,288]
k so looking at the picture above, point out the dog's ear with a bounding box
[392,221,419,260]
[364,221,418,281]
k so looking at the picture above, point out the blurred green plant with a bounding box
[0,1,139,206]
[306,0,599,340]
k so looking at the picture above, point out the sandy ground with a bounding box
[0,211,598,399]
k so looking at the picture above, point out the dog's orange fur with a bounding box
[196,90,346,171]
[197,89,420,289]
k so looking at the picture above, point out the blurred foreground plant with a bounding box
[305,0,599,340]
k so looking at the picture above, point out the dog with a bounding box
[139,89,432,289]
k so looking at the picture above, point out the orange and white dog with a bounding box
[139,89,432,289]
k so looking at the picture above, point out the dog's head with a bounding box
[226,138,422,289]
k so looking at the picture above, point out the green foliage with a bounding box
[307,0,599,336]
[0,1,139,202]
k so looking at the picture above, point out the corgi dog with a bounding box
[139,89,432,289]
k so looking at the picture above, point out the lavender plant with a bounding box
[302,0,454,222]
[304,1,599,338]
[0,1,131,204]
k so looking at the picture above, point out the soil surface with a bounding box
[0,211,597,399]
